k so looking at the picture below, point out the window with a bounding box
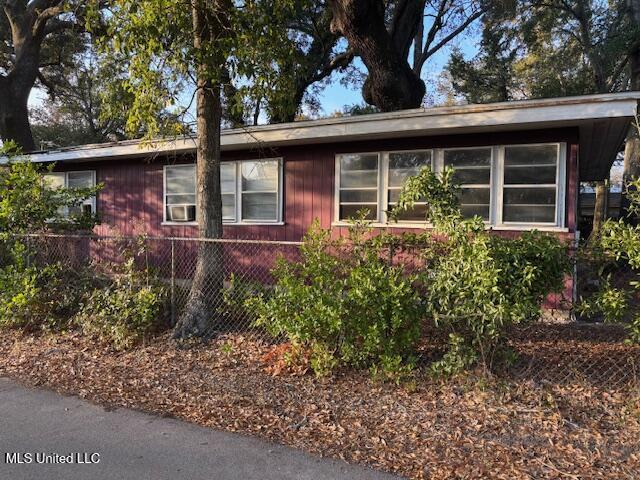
[241,160,280,221]
[443,148,492,221]
[336,151,432,223]
[164,164,196,223]
[501,144,559,224]
[221,163,236,222]
[388,151,432,221]
[338,153,379,221]
[163,159,283,225]
[335,143,565,228]
[43,171,96,217]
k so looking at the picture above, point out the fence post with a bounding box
[171,239,176,325]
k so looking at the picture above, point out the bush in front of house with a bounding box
[249,219,422,379]
[0,157,101,331]
[391,167,572,376]
[0,245,97,331]
[74,254,169,350]
[253,167,572,380]
[578,177,640,343]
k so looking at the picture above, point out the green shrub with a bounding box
[579,177,640,342]
[249,220,422,378]
[391,167,572,375]
[0,240,94,331]
[0,157,101,331]
[74,257,169,350]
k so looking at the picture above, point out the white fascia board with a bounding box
[5,92,639,165]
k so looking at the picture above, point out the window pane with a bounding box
[166,166,195,194]
[444,149,491,168]
[461,204,490,220]
[504,166,556,185]
[221,163,236,193]
[166,194,196,205]
[340,189,377,203]
[503,187,556,205]
[388,151,431,187]
[504,145,558,166]
[503,205,555,223]
[388,189,427,204]
[222,193,235,220]
[460,188,490,205]
[340,154,378,188]
[388,203,427,222]
[340,204,377,220]
[67,171,94,188]
[241,161,278,191]
[43,173,65,189]
[451,169,491,185]
[242,192,277,220]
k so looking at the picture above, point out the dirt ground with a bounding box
[1,330,639,479]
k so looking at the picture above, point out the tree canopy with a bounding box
[0,0,102,150]
[448,0,640,102]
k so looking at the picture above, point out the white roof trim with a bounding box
[4,92,640,165]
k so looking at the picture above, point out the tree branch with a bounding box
[37,70,56,98]
[418,7,485,71]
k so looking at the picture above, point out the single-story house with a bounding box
[7,92,640,244]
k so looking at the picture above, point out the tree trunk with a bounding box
[620,0,640,221]
[591,180,608,238]
[0,75,35,151]
[173,1,225,339]
[328,0,425,111]
[621,128,640,222]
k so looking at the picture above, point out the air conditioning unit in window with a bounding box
[168,205,196,222]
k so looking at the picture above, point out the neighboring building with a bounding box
[6,92,639,244]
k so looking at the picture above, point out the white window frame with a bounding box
[441,146,495,225]
[334,152,382,223]
[382,150,434,224]
[162,158,284,226]
[44,170,97,217]
[333,142,567,231]
[495,142,566,229]
[163,164,197,225]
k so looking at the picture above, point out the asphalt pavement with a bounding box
[0,377,400,480]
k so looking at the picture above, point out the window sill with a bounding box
[161,221,286,227]
[491,225,569,233]
[332,222,432,229]
[331,221,569,232]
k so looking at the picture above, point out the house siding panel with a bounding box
[55,128,579,241]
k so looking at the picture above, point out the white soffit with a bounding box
[5,92,640,165]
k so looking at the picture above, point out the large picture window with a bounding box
[43,170,96,217]
[335,143,565,229]
[163,159,282,225]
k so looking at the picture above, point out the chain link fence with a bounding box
[2,233,639,389]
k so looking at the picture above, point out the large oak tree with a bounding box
[0,0,96,151]
[327,0,487,111]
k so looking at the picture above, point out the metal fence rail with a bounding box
[2,233,639,389]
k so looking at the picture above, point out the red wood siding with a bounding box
[55,128,580,241]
